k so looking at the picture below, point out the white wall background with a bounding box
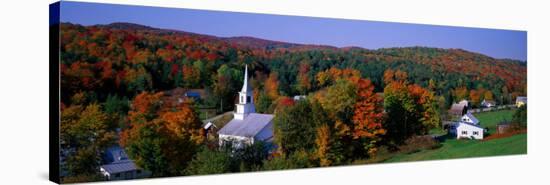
[0,0,548,184]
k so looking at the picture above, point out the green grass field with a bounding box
[474,109,515,134]
[384,133,526,163]
[382,109,526,163]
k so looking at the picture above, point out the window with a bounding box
[247,96,251,103]
[240,96,243,103]
[136,170,142,174]
[461,131,468,135]
[473,131,479,135]
[115,173,120,178]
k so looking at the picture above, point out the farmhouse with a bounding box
[516,96,527,107]
[99,146,151,181]
[451,122,485,139]
[481,99,496,108]
[218,65,274,149]
[449,113,484,139]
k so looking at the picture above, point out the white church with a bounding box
[217,65,274,149]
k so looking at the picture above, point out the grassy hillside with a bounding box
[474,109,515,134]
[385,133,526,163]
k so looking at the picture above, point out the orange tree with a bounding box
[383,69,440,145]
[120,92,204,177]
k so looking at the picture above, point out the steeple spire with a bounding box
[241,65,251,93]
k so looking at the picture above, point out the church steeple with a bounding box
[234,65,255,120]
[241,65,252,93]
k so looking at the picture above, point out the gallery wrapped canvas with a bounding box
[50,1,527,184]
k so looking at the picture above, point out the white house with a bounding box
[481,99,496,108]
[218,65,274,149]
[293,95,307,101]
[450,113,484,140]
[99,146,151,181]
[450,122,485,140]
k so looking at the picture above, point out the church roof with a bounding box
[218,113,274,137]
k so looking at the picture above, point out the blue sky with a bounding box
[59,1,527,61]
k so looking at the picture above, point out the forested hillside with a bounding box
[60,22,526,111]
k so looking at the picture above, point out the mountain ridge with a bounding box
[83,22,524,62]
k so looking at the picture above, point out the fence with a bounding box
[467,104,516,113]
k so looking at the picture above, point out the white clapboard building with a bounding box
[218,65,274,149]
[449,112,485,140]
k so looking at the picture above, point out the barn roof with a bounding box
[449,103,466,115]
[218,113,274,137]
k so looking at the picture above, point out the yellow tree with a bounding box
[315,124,333,167]
[265,72,280,100]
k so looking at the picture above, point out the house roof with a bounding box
[218,113,274,138]
[457,121,484,129]
[101,146,140,174]
[462,112,480,124]
[103,146,130,164]
[516,96,527,103]
[101,161,139,174]
[482,99,496,104]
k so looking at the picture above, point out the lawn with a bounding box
[380,109,526,163]
[384,133,526,163]
[474,109,515,134]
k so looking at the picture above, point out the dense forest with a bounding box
[58,22,527,182]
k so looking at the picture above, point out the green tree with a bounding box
[262,150,311,170]
[273,100,317,155]
[103,94,129,115]
[185,147,235,175]
[61,104,116,177]
[255,91,273,114]
[512,105,527,126]
[383,81,440,145]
